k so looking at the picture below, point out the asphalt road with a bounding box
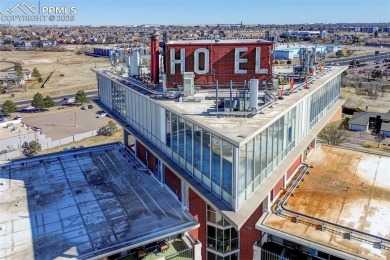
[325,52,390,66]
[0,89,98,108]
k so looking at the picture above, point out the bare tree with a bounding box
[375,134,385,148]
[318,123,349,145]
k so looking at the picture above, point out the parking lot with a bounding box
[21,105,111,140]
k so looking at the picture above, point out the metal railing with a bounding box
[165,247,193,259]
[260,247,290,260]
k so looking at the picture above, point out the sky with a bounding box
[0,0,389,26]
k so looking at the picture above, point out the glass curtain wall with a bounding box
[236,75,341,206]
[112,83,126,120]
[207,205,239,257]
[165,111,234,205]
[101,72,341,209]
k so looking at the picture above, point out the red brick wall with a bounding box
[188,188,207,260]
[271,175,285,202]
[164,166,182,201]
[287,155,301,181]
[166,42,273,87]
[147,152,155,173]
[136,141,147,165]
[239,202,263,260]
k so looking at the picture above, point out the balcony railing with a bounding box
[116,237,193,260]
[260,247,290,260]
[165,247,193,259]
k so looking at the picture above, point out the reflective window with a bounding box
[207,205,239,255]
[165,111,171,148]
[211,136,222,185]
[202,132,211,179]
[238,145,246,194]
[278,117,284,161]
[254,135,261,185]
[222,141,233,196]
[272,119,279,165]
[171,114,178,153]
[207,226,239,254]
[266,125,273,166]
[246,139,254,194]
[194,126,202,172]
[185,122,193,164]
[178,117,185,158]
[207,205,229,226]
[260,133,267,174]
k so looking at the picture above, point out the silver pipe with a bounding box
[230,80,233,112]
[216,80,219,113]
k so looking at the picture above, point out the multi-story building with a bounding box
[94,39,346,259]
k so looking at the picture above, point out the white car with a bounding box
[96,112,107,118]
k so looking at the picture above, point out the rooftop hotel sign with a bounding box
[165,41,274,87]
[1,1,77,22]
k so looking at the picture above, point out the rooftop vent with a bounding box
[249,79,259,111]
[183,72,195,97]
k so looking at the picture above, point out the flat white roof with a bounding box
[155,67,346,146]
[257,146,390,259]
[0,143,198,259]
[95,65,346,147]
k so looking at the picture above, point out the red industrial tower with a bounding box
[150,33,160,84]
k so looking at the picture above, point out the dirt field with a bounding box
[0,50,110,102]
[341,86,390,113]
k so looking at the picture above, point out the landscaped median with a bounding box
[362,140,390,152]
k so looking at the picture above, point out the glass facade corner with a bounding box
[97,71,342,210]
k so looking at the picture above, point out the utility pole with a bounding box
[74,111,77,127]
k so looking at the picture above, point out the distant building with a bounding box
[281,31,325,38]
[360,27,379,33]
[0,69,31,86]
[348,111,390,137]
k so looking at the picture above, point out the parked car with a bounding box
[65,98,75,105]
[96,112,107,118]
[14,115,22,120]
[81,106,87,110]
[88,104,93,109]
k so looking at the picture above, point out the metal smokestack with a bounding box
[150,33,160,84]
